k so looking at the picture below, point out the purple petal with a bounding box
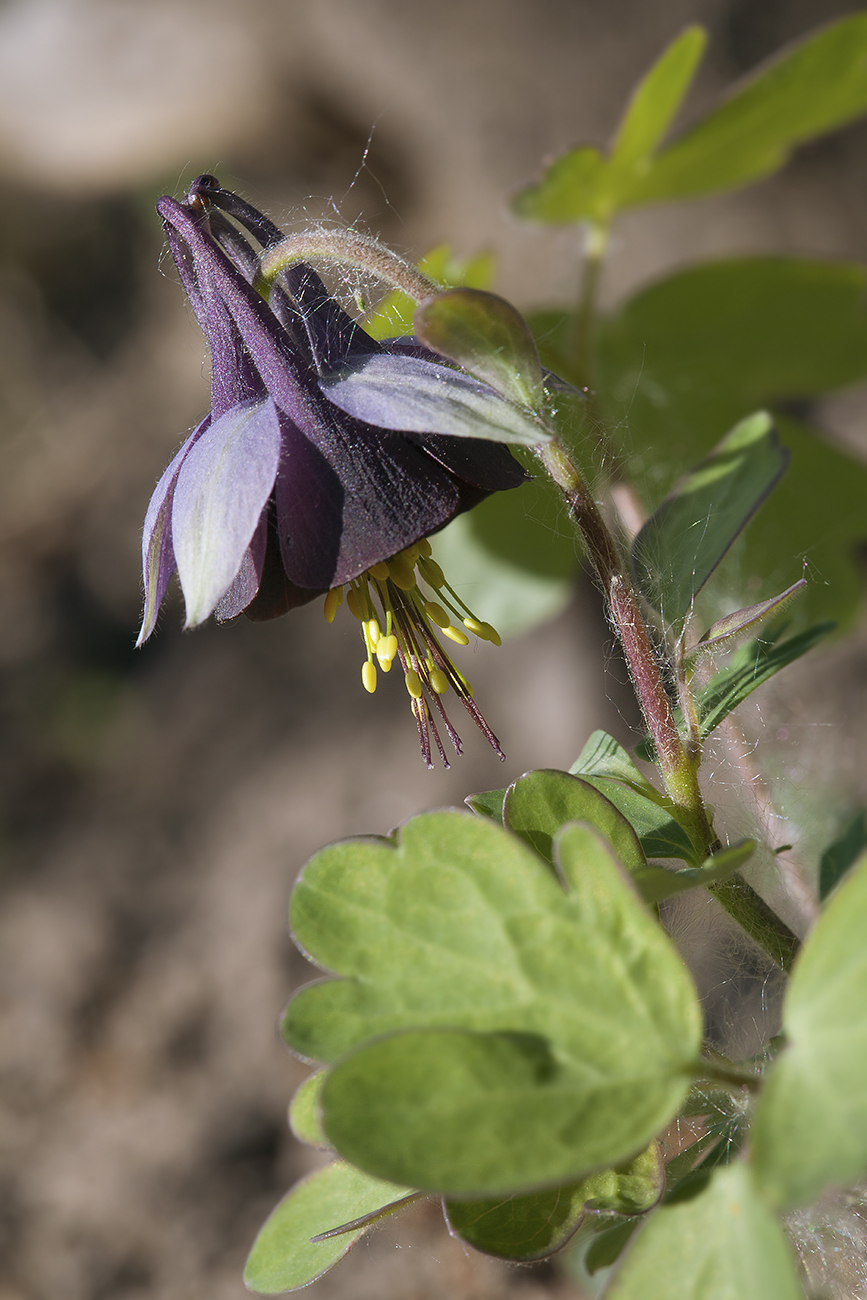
[319,353,550,445]
[172,398,281,628]
[274,413,462,590]
[136,415,210,647]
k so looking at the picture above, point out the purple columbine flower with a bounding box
[138,176,538,764]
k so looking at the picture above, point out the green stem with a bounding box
[570,221,608,388]
[539,437,800,972]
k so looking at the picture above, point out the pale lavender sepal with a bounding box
[136,415,211,647]
[319,353,551,446]
[172,397,282,628]
[214,514,268,622]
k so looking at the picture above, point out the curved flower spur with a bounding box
[139,176,552,765]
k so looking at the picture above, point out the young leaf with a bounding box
[687,579,807,664]
[819,811,867,900]
[603,1164,803,1299]
[443,1142,663,1262]
[288,1070,331,1149]
[464,787,506,820]
[632,841,755,906]
[630,412,789,625]
[512,145,608,225]
[243,1161,414,1293]
[504,768,646,873]
[570,729,664,799]
[751,853,867,1207]
[609,27,707,172]
[414,288,544,407]
[570,773,701,864]
[568,731,703,862]
[696,622,835,738]
[626,13,867,207]
[285,810,702,1195]
[512,28,706,224]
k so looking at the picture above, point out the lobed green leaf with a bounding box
[603,1164,803,1299]
[285,810,701,1195]
[751,853,867,1207]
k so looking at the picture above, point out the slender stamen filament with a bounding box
[322,540,503,767]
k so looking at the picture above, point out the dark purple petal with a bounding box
[172,398,281,627]
[274,412,463,590]
[136,415,210,647]
[401,432,528,491]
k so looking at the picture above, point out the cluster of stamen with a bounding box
[323,539,504,768]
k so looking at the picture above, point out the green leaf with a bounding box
[243,1161,414,1293]
[687,579,807,664]
[631,842,755,906]
[429,474,579,637]
[626,14,867,206]
[572,774,701,864]
[610,28,707,172]
[288,1070,330,1149]
[696,622,835,738]
[444,1180,589,1262]
[584,1218,639,1273]
[594,259,867,628]
[464,787,506,820]
[512,145,608,225]
[504,768,646,874]
[285,810,701,1194]
[444,1142,663,1262]
[631,412,788,625]
[570,729,663,799]
[603,1164,802,1300]
[414,289,544,406]
[512,29,706,224]
[819,811,867,900]
[751,853,867,1207]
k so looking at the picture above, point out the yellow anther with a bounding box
[416,538,432,557]
[404,668,423,699]
[367,617,382,645]
[388,556,417,590]
[361,660,377,694]
[442,625,470,646]
[369,561,390,581]
[425,601,449,628]
[346,588,364,620]
[463,617,501,647]
[376,634,398,670]
[400,543,419,563]
[419,557,444,587]
[429,668,449,694]
[323,588,342,623]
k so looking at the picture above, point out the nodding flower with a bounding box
[139,176,541,765]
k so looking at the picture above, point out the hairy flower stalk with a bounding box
[137,177,538,763]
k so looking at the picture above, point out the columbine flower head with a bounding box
[139,175,552,765]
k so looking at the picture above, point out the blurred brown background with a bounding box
[1,1,866,1297]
